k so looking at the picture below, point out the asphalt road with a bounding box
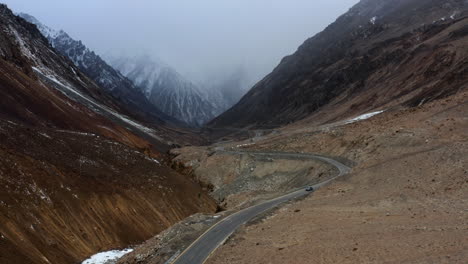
[171,150,351,264]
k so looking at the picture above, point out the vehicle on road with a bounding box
[305,186,314,192]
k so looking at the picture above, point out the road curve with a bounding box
[171,150,351,264]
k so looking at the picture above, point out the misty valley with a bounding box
[0,1,467,264]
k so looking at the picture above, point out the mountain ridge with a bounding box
[110,55,222,127]
[0,5,217,264]
[210,0,468,129]
[18,12,186,127]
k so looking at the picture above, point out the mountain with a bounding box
[0,5,216,264]
[210,0,468,128]
[17,13,184,128]
[110,56,220,127]
[18,12,239,128]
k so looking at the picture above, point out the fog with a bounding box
[4,0,358,87]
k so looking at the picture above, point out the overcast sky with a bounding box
[4,0,358,85]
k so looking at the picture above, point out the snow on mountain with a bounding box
[110,56,221,127]
[18,12,246,127]
[18,12,182,126]
[16,13,60,39]
[20,12,222,127]
[19,12,125,92]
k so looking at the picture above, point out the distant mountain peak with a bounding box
[18,12,246,127]
[110,55,221,126]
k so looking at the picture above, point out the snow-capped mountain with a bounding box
[18,13,122,93]
[19,12,242,127]
[110,56,221,127]
[17,13,181,126]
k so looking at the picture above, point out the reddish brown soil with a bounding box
[0,121,217,264]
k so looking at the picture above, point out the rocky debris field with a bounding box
[170,148,336,209]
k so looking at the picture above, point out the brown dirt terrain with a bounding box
[204,91,468,263]
[0,120,217,264]
[170,147,335,209]
[115,139,338,264]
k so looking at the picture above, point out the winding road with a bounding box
[170,150,351,264]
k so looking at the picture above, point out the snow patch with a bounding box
[81,249,133,264]
[236,143,255,148]
[56,129,95,137]
[450,11,459,20]
[345,110,385,124]
[370,16,377,25]
[145,157,160,164]
[32,66,163,142]
[39,132,52,139]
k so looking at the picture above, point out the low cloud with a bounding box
[4,0,358,87]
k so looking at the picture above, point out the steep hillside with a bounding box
[111,56,220,127]
[18,13,184,128]
[0,4,217,264]
[210,0,468,128]
[1,7,199,151]
[0,120,217,264]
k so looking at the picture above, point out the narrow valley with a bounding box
[0,1,467,264]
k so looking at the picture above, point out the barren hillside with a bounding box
[0,5,217,263]
[210,0,468,128]
[206,90,468,264]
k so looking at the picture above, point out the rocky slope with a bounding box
[206,90,468,264]
[18,13,183,127]
[0,120,217,264]
[110,56,221,127]
[210,0,468,128]
[113,82,468,264]
[19,12,248,128]
[4,9,202,151]
[0,5,217,264]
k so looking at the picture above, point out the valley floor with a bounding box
[121,90,467,264]
[204,91,468,263]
